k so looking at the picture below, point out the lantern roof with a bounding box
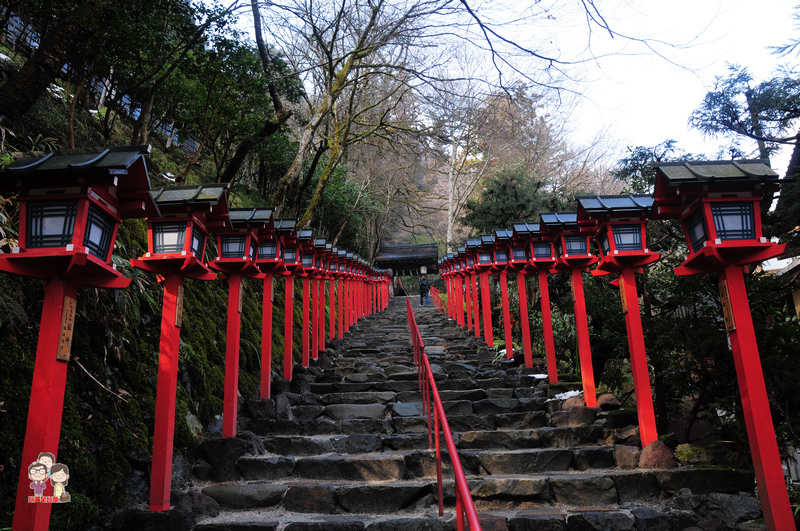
[297,228,314,241]
[228,207,274,230]
[346,252,354,260]
[495,228,513,241]
[150,184,230,230]
[274,219,297,233]
[458,246,466,254]
[651,159,779,219]
[2,145,158,218]
[338,250,347,258]
[512,222,540,236]
[575,194,653,218]
[314,238,327,249]
[480,234,495,247]
[466,238,481,249]
[540,211,578,228]
[373,244,439,271]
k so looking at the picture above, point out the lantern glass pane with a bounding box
[478,253,492,264]
[330,262,337,271]
[153,222,186,254]
[83,203,115,259]
[599,232,610,255]
[512,247,528,261]
[532,243,551,259]
[612,224,642,251]
[684,208,708,253]
[258,243,277,260]
[221,235,247,258]
[249,239,257,261]
[190,225,206,259]
[27,200,78,248]
[339,263,345,271]
[455,262,461,270]
[564,236,587,255]
[711,202,755,240]
[495,250,507,263]
[302,254,314,267]
[283,247,297,263]
[467,256,474,266]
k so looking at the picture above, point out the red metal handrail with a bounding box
[430,286,445,313]
[406,297,481,531]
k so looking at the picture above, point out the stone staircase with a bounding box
[190,298,764,531]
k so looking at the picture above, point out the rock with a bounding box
[337,484,428,513]
[566,511,634,530]
[242,398,276,420]
[198,437,248,481]
[110,509,194,531]
[283,485,337,513]
[192,460,212,481]
[171,452,192,491]
[551,474,618,505]
[237,456,295,480]
[704,493,762,527]
[477,449,573,475]
[597,393,622,411]
[613,471,662,503]
[574,446,615,470]
[201,484,286,509]
[332,434,383,454]
[326,403,387,420]
[275,394,294,420]
[185,413,203,437]
[207,415,223,436]
[507,513,567,531]
[655,468,755,494]
[290,373,312,394]
[390,402,424,417]
[271,374,291,395]
[562,396,585,409]
[567,406,597,427]
[285,518,364,531]
[615,445,641,470]
[236,430,265,455]
[639,440,677,469]
[174,491,220,521]
[606,408,638,429]
[471,477,551,501]
[366,519,450,531]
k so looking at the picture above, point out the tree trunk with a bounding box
[294,140,328,216]
[68,74,85,149]
[132,79,157,145]
[298,145,345,227]
[0,2,113,123]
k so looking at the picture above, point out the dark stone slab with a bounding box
[195,522,278,531]
[392,417,429,433]
[198,437,249,481]
[365,518,452,531]
[508,513,567,531]
[322,391,397,405]
[470,476,551,501]
[294,454,406,481]
[373,380,420,392]
[293,405,327,420]
[405,450,482,478]
[262,436,332,456]
[325,403,387,420]
[473,398,520,414]
[446,415,496,432]
[382,433,429,451]
[566,511,634,530]
[613,472,662,503]
[574,446,616,470]
[338,418,392,435]
[494,412,547,430]
[627,506,698,531]
[538,426,604,448]
[237,456,295,480]
[517,397,549,412]
[248,418,337,436]
[285,516,365,530]
[332,434,383,454]
[336,484,428,513]
[284,485,338,513]
[551,474,617,506]
[201,484,287,509]
[654,468,754,494]
[476,449,574,475]
[442,400,474,416]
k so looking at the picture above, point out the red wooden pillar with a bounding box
[261,272,274,398]
[480,271,493,346]
[618,268,657,446]
[338,278,344,338]
[455,276,465,327]
[283,275,294,380]
[302,277,310,367]
[571,268,596,407]
[319,278,326,349]
[471,273,480,337]
[516,271,533,368]
[311,278,318,359]
[722,265,794,530]
[222,274,243,438]
[329,278,336,341]
[500,270,513,359]
[539,270,558,384]
[150,274,184,511]
[464,274,473,331]
[13,279,77,530]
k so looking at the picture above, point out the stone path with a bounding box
[189,297,764,531]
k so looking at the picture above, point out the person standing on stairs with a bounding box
[419,275,430,305]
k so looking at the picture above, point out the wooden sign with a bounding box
[175,285,184,328]
[619,278,628,314]
[719,278,736,332]
[56,296,77,361]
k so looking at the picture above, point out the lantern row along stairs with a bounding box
[437,159,794,530]
[0,146,391,531]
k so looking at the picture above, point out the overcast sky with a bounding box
[564,0,798,172]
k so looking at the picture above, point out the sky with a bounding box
[560,0,798,173]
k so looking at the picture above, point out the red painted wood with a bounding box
[283,276,294,380]
[222,274,243,438]
[319,279,326,351]
[500,271,513,359]
[464,274,473,331]
[338,278,344,338]
[539,270,558,384]
[620,268,657,447]
[722,265,794,530]
[456,277,465,327]
[312,279,319,358]
[571,268,596,407]
[471,274,480,337]
[517,271,532,368]
[150,274,183,511]
[261,272,274,399]
[13,279,76,531]
[302,277,310,368]
[480,272,493,347]
[329,279,336,341]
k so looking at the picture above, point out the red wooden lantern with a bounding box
[255,216,280,399]
[327,246,340,341]
[540,211,599,406]
[209,207,272,438]
[513,222,559,382]
[508,224,535,368]
[651,159,792,529]
[131,183,230,512]
[465,238,482,337]
[337,249,348,337]
[576,195,660,447]
[274,219,299,381]
[297,229,316,368]
[476,235,496,346]
[456,247,474,332]
[313,238,328,358]
[2,146,157,531]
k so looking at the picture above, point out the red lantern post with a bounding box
[2,146,157,531]
[328,247,339,340]
[476,236,495,347]
[457,250,473,331]
[296,229,317,368]
[541,212,599,407]
[275,220,300,381]
[576,195,661,447]
[651,159,794,529]
[494,229,514,359]
[509,224,537,368]
[209,207,272,437]
[313,239,328,358]
[465,239,482,337]
[255,223,282,399]
[337,249,347,337]
[132,184,230,511]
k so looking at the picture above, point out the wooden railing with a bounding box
[405,297,481,531]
